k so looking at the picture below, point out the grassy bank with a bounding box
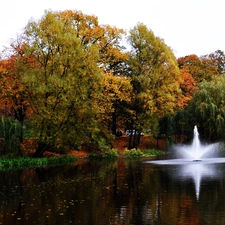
[88,148,164,160]
[122,148,164,158]
[0,155,77,171]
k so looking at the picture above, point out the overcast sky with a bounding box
[1,0,224,58]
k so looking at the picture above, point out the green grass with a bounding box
[0,155,77,171]
[123,148,164,158]
[123,149,144,158]
[89,148,164,159]
[142,149,164,156]
[89,148,119,159]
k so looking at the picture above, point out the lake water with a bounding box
[1,158,225,225]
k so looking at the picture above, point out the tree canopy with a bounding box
[184,76,225,141]
[127,23,181,137]
[1,9,225,156]
[177,54,220,83]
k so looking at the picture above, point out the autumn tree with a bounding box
[0,50,32,125]
[178,68,197,108]
[54,10,129,135]
[99,72,132,134]
[54,10,128,75]
[127,23,182,148]
[177,54,219,84]
[204,50,225,74]
[1,9,132,155]
[12,11,103,156]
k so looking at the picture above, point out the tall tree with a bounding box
[185,76,225,142]
[14,11,103,156]
[127,23,181,148]
[54,10,129,135]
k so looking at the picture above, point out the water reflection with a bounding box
[1,159,225,224]
[147,158,225,200]
[170,163,218,200]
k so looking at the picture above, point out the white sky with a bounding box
[1,0,225,58]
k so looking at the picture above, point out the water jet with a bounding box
[144,125,225,199]
[146,125,223,164]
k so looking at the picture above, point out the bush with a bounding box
[142,149,164,156]
[123,148,164,158]
[122,149,144,158]
[89,148,119,159]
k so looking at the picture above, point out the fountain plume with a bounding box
[174,125,220,161]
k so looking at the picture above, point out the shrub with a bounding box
[123,148,164,158]
[89,148,119,159]
[122,149,144,158]
[142,149,164,156]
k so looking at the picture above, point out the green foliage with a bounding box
[123,148,164,158]
[89,148,119,159]
[127,23,182,146]
[0,155,77,171]
[0,117,24,157]
[142,149,164,156]
[19,11,103,156]
[184,76,225,141]
[123,149,144,158]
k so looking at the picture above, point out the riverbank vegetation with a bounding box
[0,9,225,162]
[0,155,77,171]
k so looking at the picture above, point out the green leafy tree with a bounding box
[15,11,103,156]
[54,10,130,135]
[54,10,128,76]
[127,23,182,148]
[185,76,225,141]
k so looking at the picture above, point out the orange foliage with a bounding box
[0,52,33,120]
[178,68,197,108]
[178,54,219,83]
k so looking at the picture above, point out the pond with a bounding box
[1,158,225,225]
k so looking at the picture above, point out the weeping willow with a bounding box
[0,117,24,157]
[185,76,225,141]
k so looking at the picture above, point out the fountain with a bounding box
[145,125,225,199]
[176,125,218,161]
[147,125,225,165]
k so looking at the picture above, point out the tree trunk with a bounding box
[32,141,53,157]
[128,131,133,149]
[111,111,117,135]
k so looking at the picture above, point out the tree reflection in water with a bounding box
[0,159,225,224]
